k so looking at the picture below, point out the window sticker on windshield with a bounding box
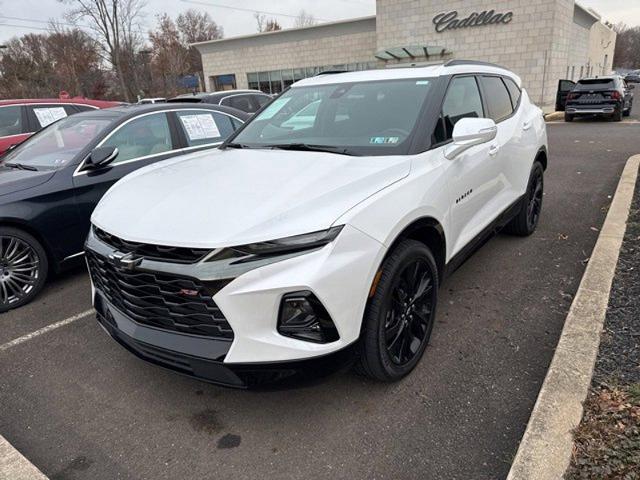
[370,136,400,145]
[416,80,430,85]
[33,107,68,127]
[259,97,291,120]
[179,114,220,140]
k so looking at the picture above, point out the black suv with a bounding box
[167,90,272,114]
[564,76,634,122]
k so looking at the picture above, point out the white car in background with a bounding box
[86,61,548,387]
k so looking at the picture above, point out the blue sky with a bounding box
[0,0,637,44]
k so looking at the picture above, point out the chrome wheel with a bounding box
[384,259,436,366]
[0,235,40,308]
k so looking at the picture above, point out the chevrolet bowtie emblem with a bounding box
[109,251,143,271]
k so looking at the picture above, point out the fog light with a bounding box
[278,291,339,343]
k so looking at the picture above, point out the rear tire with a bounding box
[564,113,574,122]
[0,227,48,313]
[623,104,631,117]
[503,161,544,237]
[613,107,623,122]
[356,240,438,382]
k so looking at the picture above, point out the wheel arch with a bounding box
[380,217,447,285]
[536,146,548,171]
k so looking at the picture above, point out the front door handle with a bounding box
[489,144,499,156]
[523,121,532,131]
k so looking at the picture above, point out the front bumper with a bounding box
[86,224,385,373]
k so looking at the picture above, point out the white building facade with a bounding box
[194,0,616,106]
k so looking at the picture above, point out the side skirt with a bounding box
[443,195,526,280]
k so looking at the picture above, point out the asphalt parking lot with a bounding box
[1,110,639,480]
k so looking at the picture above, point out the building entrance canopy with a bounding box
[375,45,452,62]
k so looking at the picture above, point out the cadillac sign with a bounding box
[433,10,514,33]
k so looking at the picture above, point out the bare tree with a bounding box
[613,23,640,70]
[59,0,147,102]
[294,10,317,29]
[149,14,189,96]
[264,19,282,32]
[254,12,266,32]
[176,9,223,90]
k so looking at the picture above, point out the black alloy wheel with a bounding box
[357,240,438,381]
[503,161,544,236]
[526,166,544,232]
[0,228,48,313]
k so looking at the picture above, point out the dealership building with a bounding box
[193,0,616,106]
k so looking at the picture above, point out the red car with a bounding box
[0,97,120,155]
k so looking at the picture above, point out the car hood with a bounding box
[0,165,56,197]
[92,148,411,248]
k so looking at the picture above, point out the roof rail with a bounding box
[315,70,349,76]
[444,59,506,69]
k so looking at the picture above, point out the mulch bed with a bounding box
[566,173,640,480]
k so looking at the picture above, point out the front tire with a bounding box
[503,161,544,237]
[0,227,48,313]
[357,240,438,382]
[612,107,623,122]
[564,113,574,122]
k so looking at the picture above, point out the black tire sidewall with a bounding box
[0,227,48,313]
[362,240,438,380]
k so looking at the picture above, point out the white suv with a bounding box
[86,61,548,387]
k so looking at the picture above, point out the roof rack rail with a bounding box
[444,59,506,69]
[315,70,349,76]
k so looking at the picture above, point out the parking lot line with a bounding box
[0,309,94,353]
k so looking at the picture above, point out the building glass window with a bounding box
[269,70,283,94]
[258,71,271,94]
[247,73,259,91]
[210,74,236,92]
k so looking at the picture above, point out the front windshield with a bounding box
[2,115,113,170]
[231,78,435,155]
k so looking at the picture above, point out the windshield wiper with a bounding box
[4,163,38,171]
[268,143,356,156]
[223,142,251,149]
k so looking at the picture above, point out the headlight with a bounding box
[231,225,344,256]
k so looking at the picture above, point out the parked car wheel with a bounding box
[356,240,438,381]
[503,161,544,237]
[612,107,623,122]
[0,227,48,313]
[564,113,574,122]
[623,102,632,117]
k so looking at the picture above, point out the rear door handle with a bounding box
[489,144,499,156]
[523,121,532,131]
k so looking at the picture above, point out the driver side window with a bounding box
[433,76,484,145]
[101,113,173,163]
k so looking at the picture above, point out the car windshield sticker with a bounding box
[370,136,400,144]
[416,80,430,85]
[179,114,221,140]
[33,107,68,127]
[259,97,291,120]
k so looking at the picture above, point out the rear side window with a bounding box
[503,78,522,109]
[176,110,237,146]
[222,95,257,113]
[255,95,271,108]
[433,76,484,144]
[481,76,513,122]
[0,106,23,137]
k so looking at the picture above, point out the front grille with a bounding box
[93,226,210,264]
[87,250,234,339]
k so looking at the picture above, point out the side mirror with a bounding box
[83,146,118,170]
[444,118,497,160]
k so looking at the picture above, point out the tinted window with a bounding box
[175,110,238,147]
[224,95,256,113]
[503,78,521,109]
[29,105,70,129]
[434,76,484,144]
[575,78,615,90]
[102,113,173,163]
[0,106,23,137]
[255,95,271,107]
[3,116,112,169]
[74,105,97,113]
[481,76,513,122]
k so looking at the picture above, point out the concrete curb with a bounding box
[544,111,564,122]
[507,154,640,480]
[0,435,48,480]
